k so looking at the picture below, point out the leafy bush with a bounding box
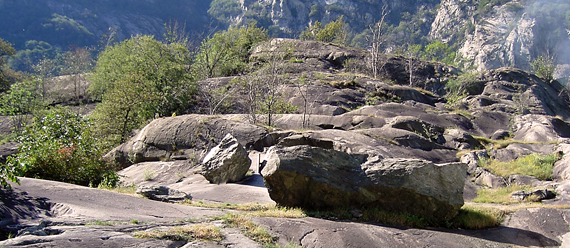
[6,108,118,187]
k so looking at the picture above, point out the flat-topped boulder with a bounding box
[261,145,467,221]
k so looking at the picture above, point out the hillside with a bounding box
[0,0,211,50]
[1,0,569,77]
[3,38,570,247]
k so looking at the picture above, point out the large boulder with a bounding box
[261,145,467,221]
[104,114,268,167]
[201,134,251,184]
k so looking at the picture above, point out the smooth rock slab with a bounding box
[261,145,467,221]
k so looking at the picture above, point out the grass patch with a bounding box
[473,136,559,150]
[473,185,541,204]
[448,204,506,229]
[222,213,277,246]
[85,220,118,226]
[185,201,306,218]
[133,224,223,242]
[451,109,474,118]
[478,153,562,180]
[97,183,138,195]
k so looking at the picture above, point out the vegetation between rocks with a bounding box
[478,153,562,180]
[133,224,223,242]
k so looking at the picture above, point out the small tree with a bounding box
[89,35,195,147]
[0,78,44,132]
[61,47,94,105]
[192,23,268,80]
[367,4,390,79]
[531,55,555,82]
[301,16,348,45]
[236,40,297,126]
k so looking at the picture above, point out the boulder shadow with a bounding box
[235,174,266,188]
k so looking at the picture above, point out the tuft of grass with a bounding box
[133,225,223,242]
[478,153,562,180]
[143,168,156,181]
[222,213,277,246]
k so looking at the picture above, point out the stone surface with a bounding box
[261,145,467,221]
[511,189,556,201]
[136,185,192,203]
[201,134,251,184]
[104,115,268,168]
[473,167,507,188]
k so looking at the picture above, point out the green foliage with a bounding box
[531,55,555,82]
[208,0,243,25]
[478,153,562,180]
[8,40,62,74]
[473,185,535,204]
[477,0,511,16]
[192,23,268,79]
[6,108,118,187]
[0,38,18,92]
[421,41,457,65]
[0,78,45,132]
[89,35,195,147]
[301,16,348,44]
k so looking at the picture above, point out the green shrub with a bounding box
[531,55,555,82]
[6,107,118,187]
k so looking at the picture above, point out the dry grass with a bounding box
[97,183,138,196]
[473,136,559,150]
[133,225,223,242]
[222,213,276,246]
[184,201,306,218]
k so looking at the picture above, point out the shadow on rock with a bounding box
[236,174,266,188]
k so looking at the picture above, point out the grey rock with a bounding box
[104,114,268,168]
[201,134,251,184]
[473,167,507,188]
[136,185,192,203]
[511,189,555,201]
[261,145,467,221]
[443,128,483,150]
[508,174,542,187]
[460,150,489,175]
[491,129,511,140]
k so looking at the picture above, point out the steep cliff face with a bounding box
[216,0,569,75]
[212,0,439,37]
[431,0,570,74]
